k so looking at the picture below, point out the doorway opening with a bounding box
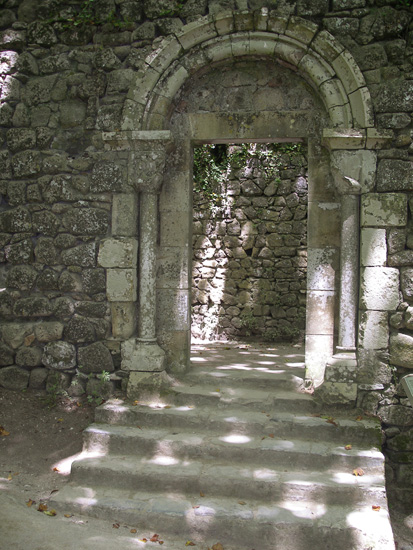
[191,142,308,345]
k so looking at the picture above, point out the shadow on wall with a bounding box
[191,143,308,344]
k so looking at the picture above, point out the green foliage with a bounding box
[42,373,68,409]
[264,326,301,343]
[158,0,188,17]
[87,370,111,406]
[193,142,303,210]
[49,0,131,30]
[240,310,258,336]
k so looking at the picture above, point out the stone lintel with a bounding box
[102,130,172,151]
[322,128,393,150]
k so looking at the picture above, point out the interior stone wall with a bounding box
[0,0,413,509]
[191,144,308,342]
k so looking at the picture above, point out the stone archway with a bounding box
[102,10,391,393]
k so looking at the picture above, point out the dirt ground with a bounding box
[1,386,413,550]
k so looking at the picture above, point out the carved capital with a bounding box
[130,144,168,194]
[331,150,377,196]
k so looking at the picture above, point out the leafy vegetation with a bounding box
[49,0,131,30]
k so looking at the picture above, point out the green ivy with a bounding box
[49,0,131,30]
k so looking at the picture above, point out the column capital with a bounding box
[330,149,377,196]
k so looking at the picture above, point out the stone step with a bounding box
[183,365,306,392]
[78,426,385,477]
[71,438,387,506]
[51,485,394,550]
[169,383,317,413]
[95,400,382,445]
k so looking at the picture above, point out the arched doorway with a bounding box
[102,11,386,391]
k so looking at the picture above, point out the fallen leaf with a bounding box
[132,400,139,406]
[345,444,352,451]
[266,414,270,418]
[159,542,164,545]
[37,503,48,512]
[44,510,57,516]
[200,491,205,497]
[26,499,35,507]
[164,405,171,409]
[76,402,82,407]
[215,389,220,393]
[186,542,196,547]
[326,417,338,427]
[193,505,200,509]
[130,529,137,533]
[268,434,275,438]
[353,467,365,477]
[150,534,160,542]
[136,425,142,429]
[64,514,73,518]
[53,467,60,472]
[0,426,10,436]
[356,415,363,421]
[140,539,148,543]
[261,436,266,440]
[212,544,224,550]
[113,523,120,529]
[238,500,247,505]
[372,505,381,511]
[57,418,63,423]
[7,474,12,480]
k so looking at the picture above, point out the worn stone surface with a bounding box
[78,342,114,374]
[390,333,413,369]
[42,341,76,371]
[360,267,400,311]
[0,366,30,390]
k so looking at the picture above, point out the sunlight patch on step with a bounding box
[52,449,107,476]
[281,500,327,519]
[73,487,97,507]
[147,455,180,466]
[220,434,251,444]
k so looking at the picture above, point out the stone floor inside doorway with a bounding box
[0,341,412,549]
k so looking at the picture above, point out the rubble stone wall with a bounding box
[0,0,413,509]
[191,144,308,342]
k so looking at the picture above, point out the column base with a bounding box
[126,370,173,401]
[121,338,166,372]
[315,351,358,407]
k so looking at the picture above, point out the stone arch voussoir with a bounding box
[121,10,374,132]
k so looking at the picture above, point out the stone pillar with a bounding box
[102,131,172,395]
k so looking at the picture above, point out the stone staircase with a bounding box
[51,343,395,549]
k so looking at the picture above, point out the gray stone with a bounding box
[35,237,58,265]
[60,100,87,128]
[4,238,33,264]
[377,113,411,129]
[12,150,42,178]
[62,208,108,236]
[379,404,413,427]
[361,193,407,228]
[91,161,122,193]
[32,211,60,237]
[67,375,86,397]
[0,366,29,390]
[82,268,106,294]
[377,159,413,192]
[6,129,36,152]
[61,243,97,267]
[42,340,76,371]
[27,21,57,47]
[1,323,35,350]
[375,79,413,113]
[78,342,114,374]
[75,301,107,318]
[29,367,48,389]
[401,268,413,301]
[34,322,64,343]
[58,271,82,293]
[46,371,71,392]
[14,297,52,318]
[358,311,388,350]
[64,315,96,343]
[15,346,43,368]
[22,75,58,106]
[0,207,31,233]
[53,297,75,320]
[0,343,14,366]
[390,333,413,369]
[360,267,399,311]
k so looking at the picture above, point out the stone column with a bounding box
[102,131,172,395]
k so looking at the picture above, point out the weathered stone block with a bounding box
[32,211,60,237]
[401,268,413,301]
[5,238,33,264]
[64,315,96,343]
[1,323,34,350]
[121,339,166,373]
[306,291,335,335]
[361,193,407,227]
[29,367,48,389]
[14,296,52,317]
[112,193,138,237]
[111,302,136,339]
[98,238,138,268]
[107,269,137,302]
[0,343,14,366]
[361,228,386,267]
[42,340,76,371]
[377,159,413,192]
[0,207,31,233]
[12,150,42,178]
[91,161,123,193]
[6,128,36,152]
[27,21,57,47]
[61,243,97,267]
[390,333,413,369]
[358,311,388,350]
[82,268,106,295]
[331,150,376,194]
[360,267,399,311]
[34,322,64,342]
[60,100,87,128]
[62,208,108,236]
[16,346,43,368]
[78,342,114,374]
[0,366,29,390]
[379,404,413,426]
